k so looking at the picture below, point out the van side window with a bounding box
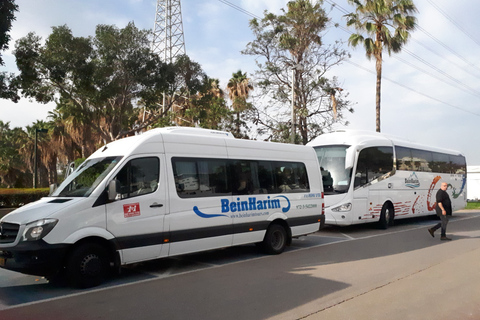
[173,158,231,198]
[173,157,310,198]
[115,157,159,199]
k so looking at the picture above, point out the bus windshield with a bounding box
[52,156,122,197]
[314,146,352,195]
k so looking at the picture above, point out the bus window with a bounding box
[395,146,413,171]
[412,149,433,172]
[314,146,352,194]
[432,152,450,173]
[354,147,394,188]
[450,155,466,174]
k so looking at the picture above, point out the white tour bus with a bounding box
[0,127,325,288]
[307,130,466,229]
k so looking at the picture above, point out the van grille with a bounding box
[0,222,19,244]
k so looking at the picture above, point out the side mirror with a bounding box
[108,180,120,201]
[345,146,355,170]
[49,183,58,195]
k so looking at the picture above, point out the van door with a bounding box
[106,155,167,264]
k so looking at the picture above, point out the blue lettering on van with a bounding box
[221,196,290,214]
[193,196,291,219]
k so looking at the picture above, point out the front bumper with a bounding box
[0,240,70,277]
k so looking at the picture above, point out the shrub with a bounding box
[0,188,49,208]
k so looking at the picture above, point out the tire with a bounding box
[261,224,287,255]
[66,243,109,289]
[379,203,394,229]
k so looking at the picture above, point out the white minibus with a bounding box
[307,130,466,228]
[0,127,324,288]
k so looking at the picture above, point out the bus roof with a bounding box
[307,130,464,156]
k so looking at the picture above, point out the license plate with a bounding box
[0,257,5,267]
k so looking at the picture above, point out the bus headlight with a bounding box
[332,203,352,212]
[22,219,58,241]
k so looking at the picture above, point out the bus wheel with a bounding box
[261,224,287,254]
[66,243,109,288]
[379,203,394,229]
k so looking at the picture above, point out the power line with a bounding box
[416,26,480,74]
[344,59,480,118]
[426,0,480,48]
[217,0,480,118]
[217,0,260,19]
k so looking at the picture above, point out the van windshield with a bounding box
[52,156,122,197]
[313,146,352,195]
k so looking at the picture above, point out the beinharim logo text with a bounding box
[193,196,291,218]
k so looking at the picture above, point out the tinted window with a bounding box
[173,158,310,198]
[355,147,394,188]
[115,157,159,199]
[411,149,433,172]
[395,146,413,171]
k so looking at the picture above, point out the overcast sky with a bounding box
[1,0,480,165]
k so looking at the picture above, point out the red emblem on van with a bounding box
[124,203,141,218]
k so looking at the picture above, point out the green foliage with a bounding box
[0,188,49,208]
[14,22,175,143]
[0,0,20,102]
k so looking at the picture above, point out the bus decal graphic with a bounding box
[405,172,420,188]
[451,175,466,199]
[193,206,228,218]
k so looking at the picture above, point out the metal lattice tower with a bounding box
[152,0,186,63]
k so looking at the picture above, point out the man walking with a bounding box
[428,182,452,241]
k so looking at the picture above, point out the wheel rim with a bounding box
[385,208,391,222]
[271,230,285,250]
[80,253,103,276]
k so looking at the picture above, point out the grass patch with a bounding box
[466,202,480,210]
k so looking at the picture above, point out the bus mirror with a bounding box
[108,180,120,201]
[345,146,355,169]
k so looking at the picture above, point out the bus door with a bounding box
[106,155,167,264]
[353,146,394,221]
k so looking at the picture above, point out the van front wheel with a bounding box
[261,224,287,255]
[66,243,109,288]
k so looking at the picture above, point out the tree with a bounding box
[243,0,352,144]
[0,121,30,187]
[226,70,253,138]
[0,0,20,102]
[14,23,174,146]
[345,0,417,132]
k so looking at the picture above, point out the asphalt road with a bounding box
[1,210,479,320]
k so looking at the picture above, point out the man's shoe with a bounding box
[441,236,452,241]
[428,228,435,238]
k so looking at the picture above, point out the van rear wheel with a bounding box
[66,243,109,288]
[261,224,287,254]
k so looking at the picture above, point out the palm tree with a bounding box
[226,70,253,137]
[345,0,417,132]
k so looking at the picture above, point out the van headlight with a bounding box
[22,219,58,241]
[332,203,352,212]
